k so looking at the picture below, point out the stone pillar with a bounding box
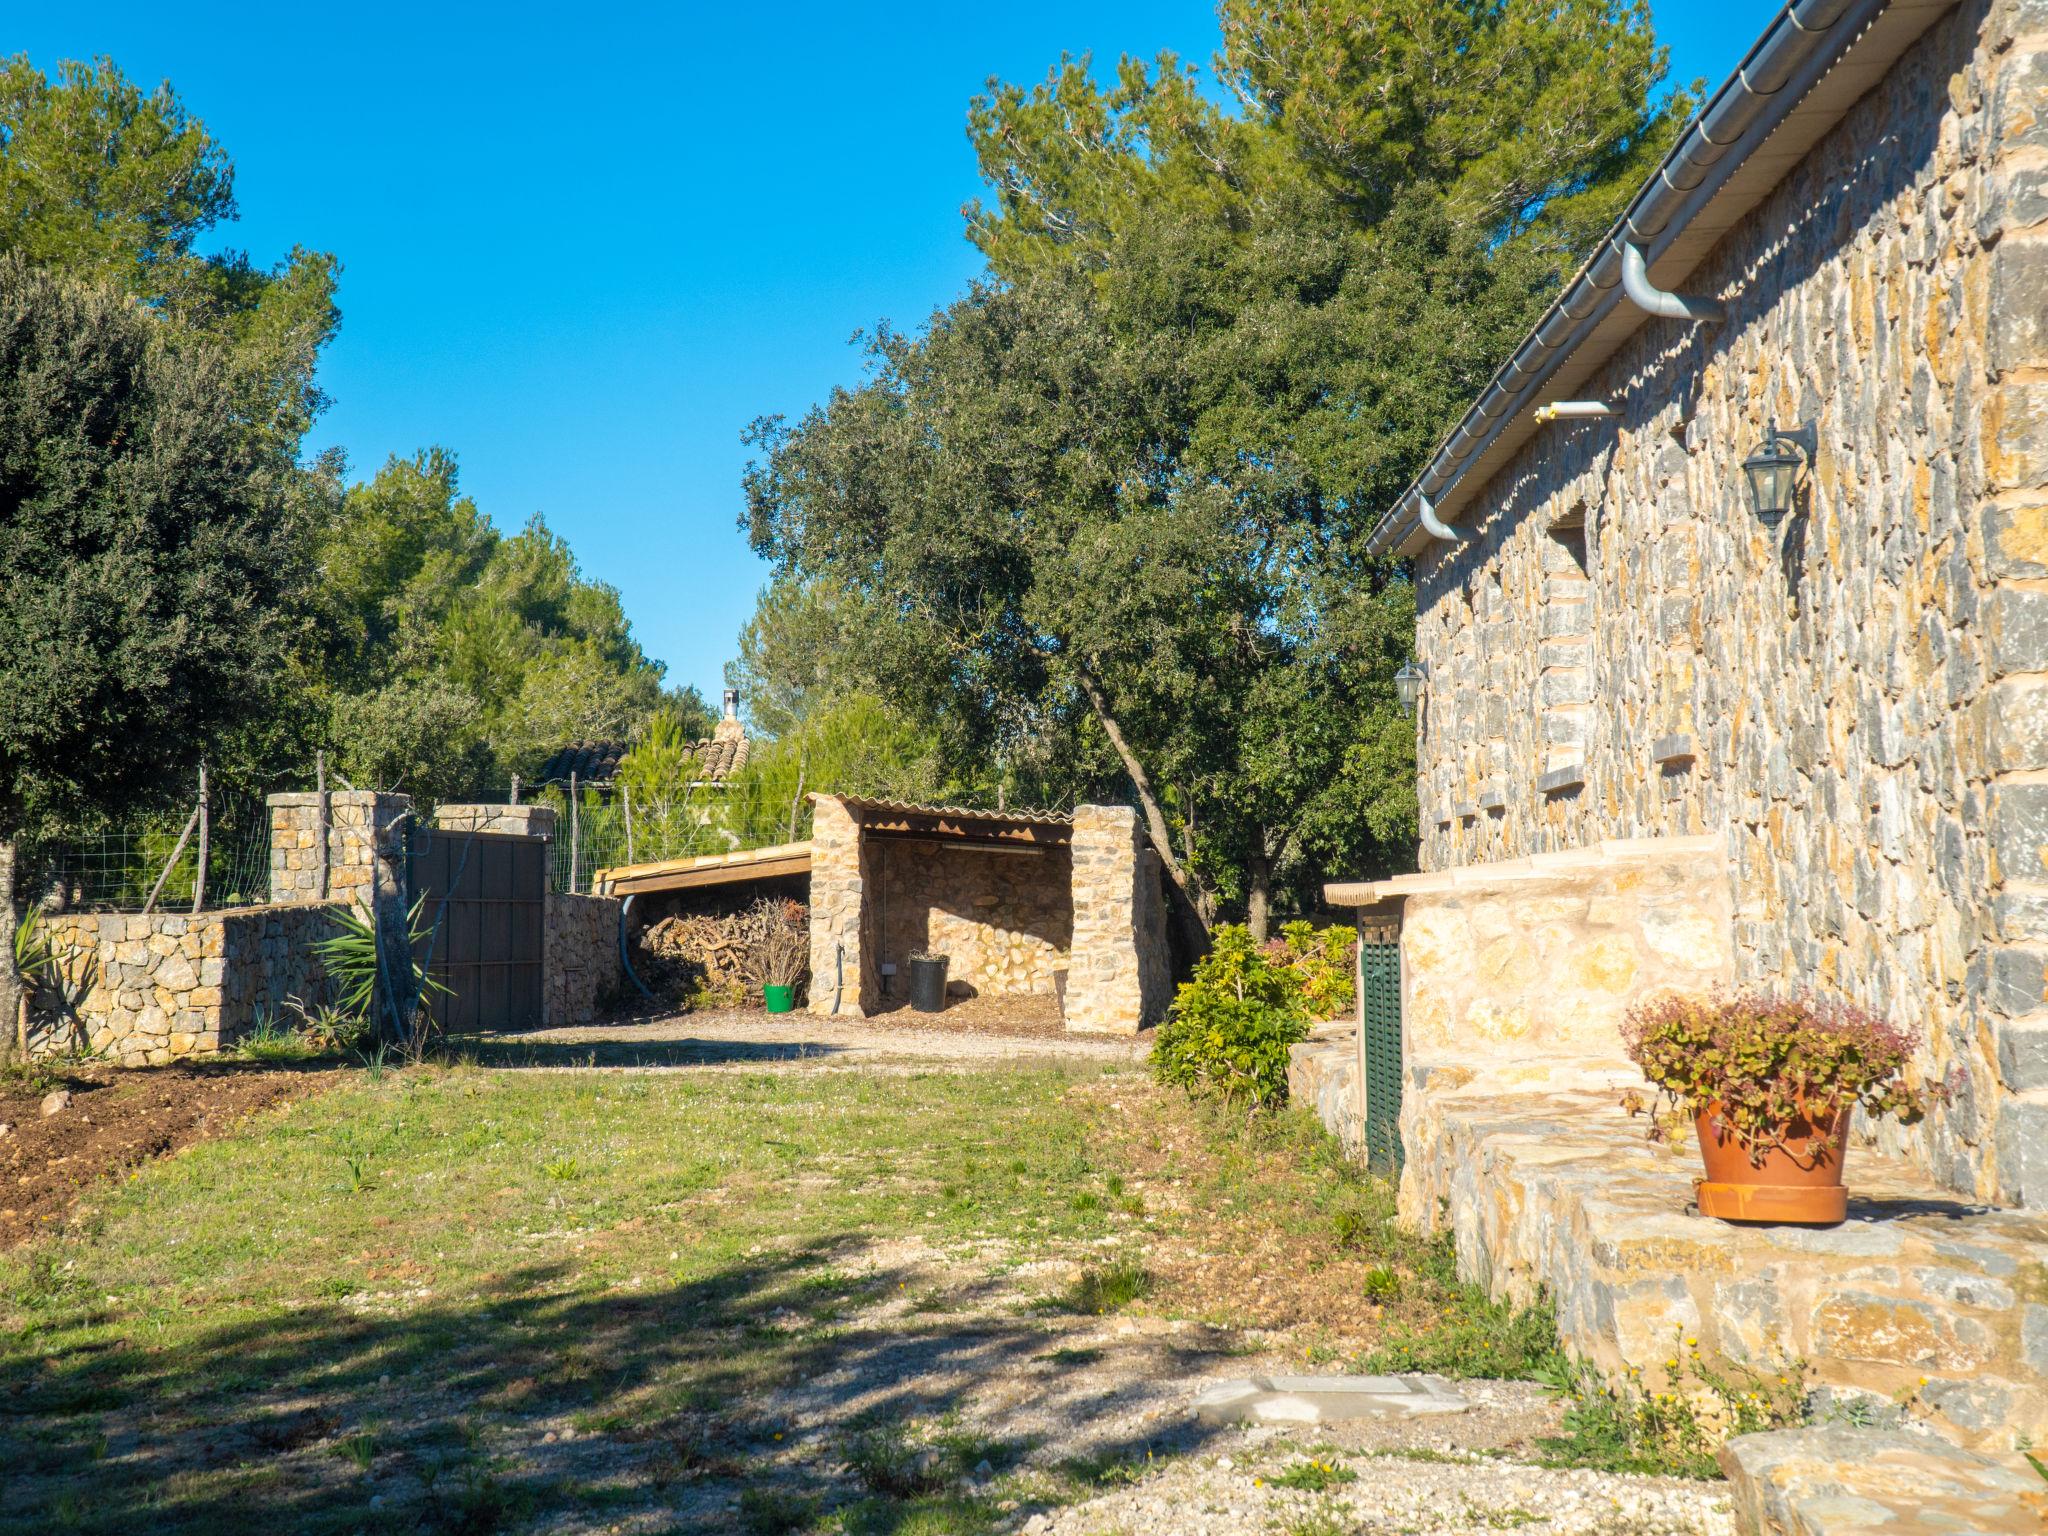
[807,794,873,1016]
[433,804,558,839]
[1065,804,1170,1035]
[269,790,412,914]
[1980,4,2048,1207]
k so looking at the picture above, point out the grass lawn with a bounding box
[0,1058,1552,1535]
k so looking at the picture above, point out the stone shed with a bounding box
[808,795,1171,1034]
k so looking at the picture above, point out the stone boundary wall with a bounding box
[1406,0,2048,1204]
[545,892,620,1028]
[35,902,345,1065]
[1286,1021,1364,1162]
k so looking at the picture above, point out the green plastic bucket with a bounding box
[764,984,796,1014]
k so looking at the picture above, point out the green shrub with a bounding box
[1269,920,1357,1019]
[1151,925,1313,1108]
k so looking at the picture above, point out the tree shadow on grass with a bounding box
[0,1238,1233,1535]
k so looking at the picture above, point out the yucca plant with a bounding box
[314,898,450,1061]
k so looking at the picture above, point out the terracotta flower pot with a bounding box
[1692,1098,1852,1226]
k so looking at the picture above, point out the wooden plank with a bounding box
[606,852,814,895]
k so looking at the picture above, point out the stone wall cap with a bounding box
[1324,834,1728,907]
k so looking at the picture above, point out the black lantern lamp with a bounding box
[1394,660,1426,718]
[1741,420,1807,531]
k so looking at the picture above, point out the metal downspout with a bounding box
[1417,495,1471,543]
[1621,242,1724,323]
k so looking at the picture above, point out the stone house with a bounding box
[1307,0,2048,1515]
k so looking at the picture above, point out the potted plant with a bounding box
[755,901,809,1015]
[1619,991,1947,1226]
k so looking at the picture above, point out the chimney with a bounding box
[715,687,744,742]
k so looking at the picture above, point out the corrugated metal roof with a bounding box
[829,795,1075,828]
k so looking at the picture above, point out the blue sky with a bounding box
[17,2,1777,708]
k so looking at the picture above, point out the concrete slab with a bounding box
[1191,1374,1471,1425]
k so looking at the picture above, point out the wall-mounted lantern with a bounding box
[1394,660,1426,718]
[1741,420,1807,531]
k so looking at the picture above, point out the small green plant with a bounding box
[1360,1265,1401,1302]
[1267,920,1357,1019]
[1151,925,1313,1109]
[1619,991,1949,1166]
[1058,1255,1151,1314]
[240,1009,318,1063]
[1271,1457,1356,1491]
[542,1155,582,1182]
[1535,1338,1809,1479]
[332,1432,378,1472]
[736,1486,819,1535]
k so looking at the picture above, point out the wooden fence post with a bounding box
[142,802,200,917]
[568,772,581,895]
[190,762,209,913]
[316,750,331,900]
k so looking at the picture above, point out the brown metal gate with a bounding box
[408,829,546,1031]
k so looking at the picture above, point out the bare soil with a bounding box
[0,1060,337,1247]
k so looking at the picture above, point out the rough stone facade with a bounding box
[871,840,1072,1002]
[545,892,620,1027]
[1409,0,2048,1205]
[1066,805,1173,1036]
[35,902,345,1065]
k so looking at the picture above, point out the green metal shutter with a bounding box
[1359,918,1403,1174]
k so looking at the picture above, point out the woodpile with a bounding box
[633,898,808,1007]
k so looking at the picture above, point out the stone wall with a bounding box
[35,902,345,1065]
[1066,805,1173,1035]
[268,790,411,911]
[1407,0,2048,1204]
[808,795,875,1016]
[545,892,619,1027]
[871,840,1071,1002]
[1396,838,1735,1071]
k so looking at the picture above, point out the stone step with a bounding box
[1397,1072,2048,1453]
[1720,1425,2046,1535]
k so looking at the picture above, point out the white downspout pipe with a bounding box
[1533,402,1616,423]
[1621,242,1723,324]
[1417,494,1470,543]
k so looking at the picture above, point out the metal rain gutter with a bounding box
[1365,0,1887,556]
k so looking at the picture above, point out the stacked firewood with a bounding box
[633,898,809,1006]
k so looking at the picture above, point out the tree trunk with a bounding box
[0,838,21,1063]
[1246,850,1273,943]
[1072,660,1212,948]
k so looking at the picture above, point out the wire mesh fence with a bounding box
[439,783,742,894]
[26,790,275,913]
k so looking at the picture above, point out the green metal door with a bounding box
[1358,916,1403,1174]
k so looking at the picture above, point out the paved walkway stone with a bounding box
[1192,1373,1471,1424]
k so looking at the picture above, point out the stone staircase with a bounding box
[1398,1059,2048,1452]
[1287,1035,2048,1530]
